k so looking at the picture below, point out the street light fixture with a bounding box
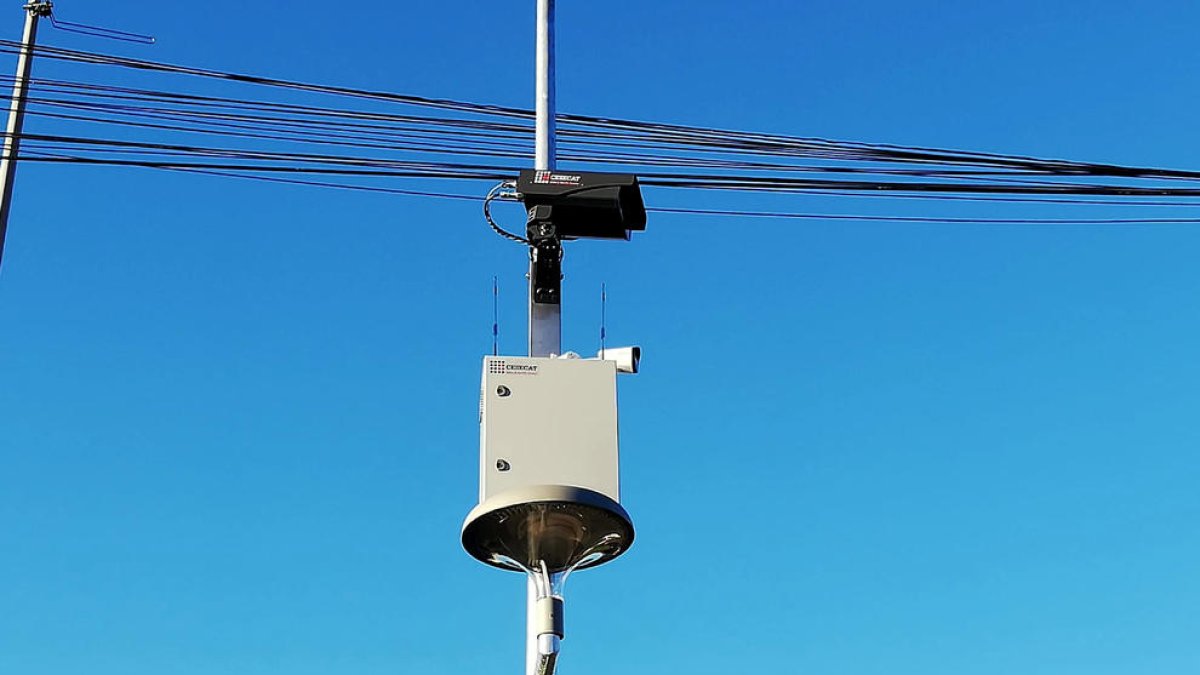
[462,354,637,674]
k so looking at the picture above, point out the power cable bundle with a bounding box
[5,39,1200,225]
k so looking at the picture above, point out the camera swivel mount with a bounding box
[527,204,562,307]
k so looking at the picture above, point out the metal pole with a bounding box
[525,575,539,675]
[528,0,560,358]
[0,1,51,268]
[528,5,559,672]
[534,0,556,171]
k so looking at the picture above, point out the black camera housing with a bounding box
[517,169,646,240]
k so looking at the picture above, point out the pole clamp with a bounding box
[527,205,562,305]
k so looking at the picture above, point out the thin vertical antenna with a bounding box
[492,276,499,356]
[600,283,607,359]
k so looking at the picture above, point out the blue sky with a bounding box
[2,2,1199,674]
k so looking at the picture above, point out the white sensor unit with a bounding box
[477,356,621,502]
[462,355,635,575]
[595,346,640,374]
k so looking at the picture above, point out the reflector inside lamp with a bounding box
[462,492,634,573]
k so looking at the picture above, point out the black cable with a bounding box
[2,152,510,180]
[23,148,482,200]
[648,206,1200,225]
[14,123,1200,201]
[9,84,977,172]
[22,93,538,152]
[10,69,1200,188]
[23,149,1195,225]
[14,135,1200,201]
[636,175,1200,197]
[483,182,529,244]
[26,101,1090,180]
[9,41,1200,182]
[47,15,155,45]
[7,74,539,141]
[772,188,1200,208]
[17,148,1200,225]
[8,96,1064,183]
[12,43,1200,221]
[0,40,530,119]
[15,131,525,174]
[22,104,541,162]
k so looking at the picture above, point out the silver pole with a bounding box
[528,4,560,672]
[534,0,556,171]
[0,1,51,268]
[528,0,560,358]
[525,576,540,675]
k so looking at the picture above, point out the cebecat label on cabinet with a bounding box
[488,360,540,375]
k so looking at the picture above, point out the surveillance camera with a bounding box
[596,346,640,374]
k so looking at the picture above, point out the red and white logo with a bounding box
[532,171,582,186]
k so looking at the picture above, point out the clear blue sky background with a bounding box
[2,2,1199,674]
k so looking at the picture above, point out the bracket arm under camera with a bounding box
[527,205,562,307]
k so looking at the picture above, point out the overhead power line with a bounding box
[5,42,1196,178]
[15,146,1199,225]
[6,40,1200,225]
